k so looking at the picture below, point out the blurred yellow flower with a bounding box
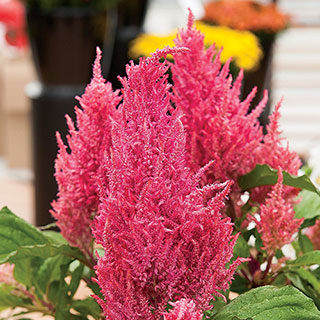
[129,21,263,71]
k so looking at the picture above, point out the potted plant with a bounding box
[129,20,263,76]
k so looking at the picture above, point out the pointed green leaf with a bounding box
[1,243,86,265]
[71,298,102,319]
[287,251,320,267]
[238,165,320,195]
[295,190,320,220]
[42,230,68,245]
[215,285,320,320]
[0,207,48,262]
[68,263,84,299]
[36,255,72,295]
[298,233,314,253]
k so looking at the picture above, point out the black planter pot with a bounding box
[26,6,117,86]
[27,84,82,227]
[107,0,149,89]
[242,34,275,131]
[25,6,117,226]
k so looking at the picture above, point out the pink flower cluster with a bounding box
[93,49,243,319]
[252,170,303,254]
[171,12,267,187]
[51,48,121,257]
[171,12,301,246]
[171,13,300,197]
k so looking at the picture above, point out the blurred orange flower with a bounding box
[203,0,289,33]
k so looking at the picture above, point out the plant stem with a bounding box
[262,254,274,281]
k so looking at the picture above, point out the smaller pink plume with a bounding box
[252,169,303,254]
[51,48,121,258]
[164,299,202,320]
[251,101,302,203]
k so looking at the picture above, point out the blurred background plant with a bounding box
[129,21,263,72]
[0,0,27,55]
[202,0,289,37]
[202,0,290,129]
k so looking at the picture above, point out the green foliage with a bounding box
[214,286,320,320]
[295,190,320,221]
[238,164,320,195]
[0,207,102,319]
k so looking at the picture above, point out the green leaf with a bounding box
[233,235,250,259]
[215,285,320,320]
[68,263,84,299]
[287,251,320,267]
[285,270,320,310]
[36,255,72,295]
[238,165,320,195]
[300,217,318,229]
[71,298,102,319]
[230,274,250,294]
[13,257,42,288]
[1,243,86,265]
[299,233,314,253]
[295,190,320,220]
[53,263,72,320]
[0,207,48,262]
[294,268,320,292]
[42,230,68,245]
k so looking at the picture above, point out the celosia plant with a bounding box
[129,21,262,71]
[1,9,320,320]
[93,48,243,318]
[250,170,303,255]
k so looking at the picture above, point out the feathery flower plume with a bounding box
[93,48,243,319]
[163,299,202,320]
[251,101,301,203]
[171,10,267,188]
[252,170,303,255]
[171,11,301,225]
[51,48,121,258]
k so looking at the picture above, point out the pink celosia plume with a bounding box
[163,299,202,320]
[252,169,303,254]
[93,48,243,319]
[171,11,267,187]
[170,11,302,227]
[251,101,302,203]
[51,48,121,258]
